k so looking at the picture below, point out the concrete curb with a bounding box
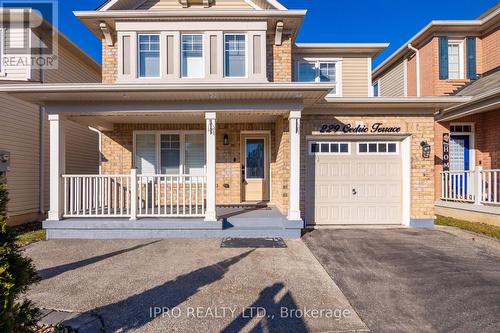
[436,225,500,254]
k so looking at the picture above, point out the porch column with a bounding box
[48,114,65,221]
[288,110,302,221]
[205,112,217,222]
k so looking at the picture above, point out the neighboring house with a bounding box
[0,8,101,225]
[373,4,500,225]
[0,0,467,238]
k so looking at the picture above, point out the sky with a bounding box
[23,0,500,68]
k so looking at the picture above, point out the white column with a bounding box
[205,112,217,222]
[48,114,65,221]
[288,110,302,221]
[474,166,483,206]
[129,168,137,220]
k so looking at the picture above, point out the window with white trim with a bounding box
[310,142,350,155]
[224,34,247,77]
[450,125,472,133]
[448,41,464,79]
[134,132,205,175]
[357,142,398,154]
[298,60,338,83]
[182,34,204,78]
[138,34,160,78]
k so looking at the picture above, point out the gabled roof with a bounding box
[97,0,287,11]
[373,4,500,79]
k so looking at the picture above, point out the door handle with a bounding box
[352,189,357,195]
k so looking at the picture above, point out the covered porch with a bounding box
[5,83,333,238]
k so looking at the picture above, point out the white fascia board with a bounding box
[74,9,307,18]
[0,82,335,93]
[295,43,390,48]
[325,96,472,104]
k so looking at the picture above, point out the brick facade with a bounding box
[434,109,500,199]
[100,121,290,215]
[266,33,292,82]
[102,39,118,84]
[301,114,436,220]
[481,28,500,74]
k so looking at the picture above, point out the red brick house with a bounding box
[373,4,500,225]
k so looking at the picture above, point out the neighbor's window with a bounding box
[138,34,160,78]
[182,34,204,78]
[297,61,338,84]
[224,34,246,77]
[373,81,379,97]
[135,132,206,175]
[448,41,463,79]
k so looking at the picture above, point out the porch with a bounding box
[437,168,500,226]
[43,205,303,239]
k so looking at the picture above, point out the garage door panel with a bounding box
[307,141,403,225]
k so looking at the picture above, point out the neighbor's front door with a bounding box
[242,135,270,202]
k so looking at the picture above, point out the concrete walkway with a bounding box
[24,239,367,333]
[303,228,500,333]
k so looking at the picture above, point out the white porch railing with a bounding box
[63,171,206,218]
[440,167,500,205]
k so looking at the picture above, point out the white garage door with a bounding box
[306,141,402,225]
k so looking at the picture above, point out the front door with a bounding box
[242,135,270,202]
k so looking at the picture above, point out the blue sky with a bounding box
[38,0,500,67]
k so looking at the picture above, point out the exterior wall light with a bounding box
[421,141,431,158]
[223,134,229,145]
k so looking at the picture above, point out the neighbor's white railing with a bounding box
[63,170,206,218]
[63,174,132,217]
[480,169,500,205]
[440,167,500,205]
[137,174,205,217]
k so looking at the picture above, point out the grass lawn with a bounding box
[436,215,500,240]
[11,222,46,247]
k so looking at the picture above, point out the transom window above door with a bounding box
[134,132,205,175]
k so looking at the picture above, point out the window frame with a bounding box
[133,130,206,175]
[309,142,351,155]
[447,40,464,80]
[137,33,161,79]
[181,33,205,79]
[296,58,342,96]
[357,142,400,155]
[223,33,248,78]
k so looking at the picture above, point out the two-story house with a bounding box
[0,8,102,225]
[373,4,500,225]
[0,0,468,238]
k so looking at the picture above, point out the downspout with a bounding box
[39,106,45,217]
[88,127,102,174]
[407,44,420,97]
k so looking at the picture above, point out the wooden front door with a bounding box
[242,134,270,202]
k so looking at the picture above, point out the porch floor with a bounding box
[43,206,303,239]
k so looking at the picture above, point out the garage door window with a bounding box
[310,142,350,155]
[358,142,398,154]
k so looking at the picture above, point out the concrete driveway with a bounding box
[23,239,367,333]
[303,228,500,333]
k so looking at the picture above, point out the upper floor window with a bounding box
[224,34,246,77]
[448,41,464,79]
[182,34,204,78]
[373,81,379,97]
[138,34,160,78]
[297,61,337,83]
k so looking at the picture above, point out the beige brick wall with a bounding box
[102,39,118,84]
[100,122,288,212]
[267,33,292,82]
[301,114,436,220]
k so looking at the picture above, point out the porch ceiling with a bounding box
[67,111,286,130]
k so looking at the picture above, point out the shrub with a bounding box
[0,184,41,332]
